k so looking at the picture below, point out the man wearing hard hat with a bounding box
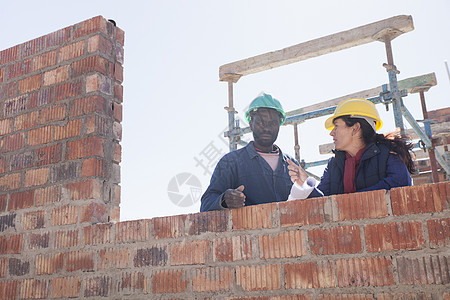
[200,93,296,212]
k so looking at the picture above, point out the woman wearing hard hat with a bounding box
[287,98,415,200]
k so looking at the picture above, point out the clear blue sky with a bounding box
[1,1,449,220]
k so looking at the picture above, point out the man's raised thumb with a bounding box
[236,185,245,192]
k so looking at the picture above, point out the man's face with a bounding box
[249,108,281,149]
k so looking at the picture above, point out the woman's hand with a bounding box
[287,158,309,186]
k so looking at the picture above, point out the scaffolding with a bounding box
[219,15,450,182]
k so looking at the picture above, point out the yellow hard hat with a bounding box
[325,98,383,131]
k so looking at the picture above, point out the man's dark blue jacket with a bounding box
[200,142,294,212]
[310,142,412,198]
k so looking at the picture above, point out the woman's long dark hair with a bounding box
[338,115,416,174]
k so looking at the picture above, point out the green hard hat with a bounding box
[245,93,286,125]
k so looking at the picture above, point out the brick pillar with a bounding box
[0,16,124,231]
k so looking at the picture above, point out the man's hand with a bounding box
[223,185,245,208]
[287,159,308,186]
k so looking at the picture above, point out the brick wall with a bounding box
[0,16,449,299]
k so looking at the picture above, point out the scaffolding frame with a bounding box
[219,15,450,181]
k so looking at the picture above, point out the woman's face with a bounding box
[330,118,355,152]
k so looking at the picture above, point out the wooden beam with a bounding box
[286,73,436,117]
[319,121,450,155]
[219,15,413,82]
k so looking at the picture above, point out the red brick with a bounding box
[192,266,233,292]
[24,167,49,187]
[116,219,150,243]
[99,248,131,270]
[280,197,328,227]
[71,55,108,77]
[46,27,71,48]
[54,119,81,140]
[8,190,34,211]
[29,232,49,249]
[80,201,108,223]
[0,67,4,82]
[83,223,112,245]
[74,16,109,39]
[50,277,81,298]
[397,255,449,285]
[309,225,362,255]
[0,234,21,254]
[54,229,79,249]
[117,272,148,294]
[365,221,425,252]
[51,205,78,226]
[1,132,25,152]
[113,142,121,163]
[65,250,94,272]
[86,73,112,94]
[69,95,107,116]
[14,111,39,131]
[236,264,281,291]
[36,144,62,166]
[55,80,82,101]
[113,102,122,122]
[35,253,63,275]
[332,189,387,221]
[427,218,449,248]
[336,257,394,287]
[233,202,277,230]
[4,95,27,117]
[22,210,45,230]
[9,152,34,171]
[189,210,229,235]
[0,82,15,101]
[213,235,252,262]
[64,179,102,201]
[0,157,5,174]
[110,205,120,222]
[116,27,125,46]
[18,74,42,94]
[8,59,31,79]
[115,82,123,102]
[285,261,335,289]
[27,126,52,146]
[43,65,69,86]
[80,157,104,177]
[152,214,187,239]
[259,230,307,259]
[58,40,85,62]
[152,269,188,294]
[32,50,57,71]
[88,34,113,55]
[0,195,6,211]
[40,104,66,123]
[319,295,372,300]
[21,36,46,57]
[171,240,210,265]
[391,183,447,215]
[66,136,104,159]
[0,257,6,277]
[114,62,123,83]
[86,115,109,136]
[19,278,47,299]
[0,280,18,299]
[115,43,124,64]
[29,87,54,108]
[84,276,111,297]
[9,258,30,276]
[0,173,21,192]
[0,45,19,65]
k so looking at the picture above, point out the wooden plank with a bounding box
[219,15,413,82]
[286,73,436,117]
[319,121,450,155]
